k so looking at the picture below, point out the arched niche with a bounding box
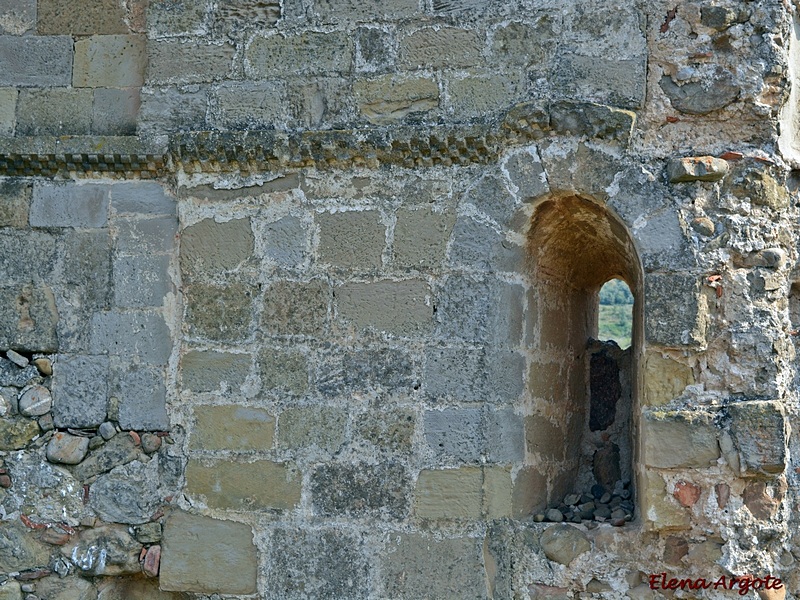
[524,194,643,517]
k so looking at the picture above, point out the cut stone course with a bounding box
[400,27,481,69]
[643,410,719,469]
[147,39,234,84]
[247,31,353,77]
[185,281,257,342]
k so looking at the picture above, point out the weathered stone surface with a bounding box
[36,576,98,600]
[161,511,257,594]
[425,347,524,404]
[138,87,208,135]
[52,355,108,428]
[116,216,177,255]
[113,364,168,431]
[673,480,701,507]
[0,87,15,136]
[643,410,719,468]
[92,87,140,135]
[555,54,646,109]
[185,281,256,342]
[261,280,329,336]
[448,72,524,119]
[727,401,787,476]
[73,35,146,88]
[0,0,35,34]
[38,0,128,34]
[147,0,206,36]
[0,180,30,228]
[0,284,58,353]
[316,346,415,396]
[667,156,729,183]
[246,31,353,77]
[72,432,140,481]
[0,357,37,388]
[548,101,636,144]
[354,75,439,125]
[336,280,432,335]
[181,350,251,393]
[186,458,300,510]
[316,0,417,21]
[311,462,409,518]
[113,254,171,308]
[659,69,740,114]
[645,273,706,347]
[96,576,186,600]
[0,580,22,600]
[448,217,523,272]
[46,432,90,465]
[416,467,482,519]
[318,210,385,270]
[180,218,254,278]
[393,207,454,269]
[540,525,591,565]
[743,479,785,520]
[355,408,415,453]
[642,471,691,530]
[0,35,73,86]
[110,182,174,216]
[191,405,274,450]
[525,415,566,461]
[400,27,481,69]
[147,40,234,84]
[265,528,369,599]
[63,525,141,576]
[262,216,307,267]
[381,534,485,598]
[31,182,109,228]
[277,406,346,453]
[424,408,482,462]
[0,520,51,572]
[259,347,308,394]
[90,459,161,524]
[644,352,694,406]
[0,417,40,450]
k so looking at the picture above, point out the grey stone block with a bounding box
[112,363,168,431]
[92,88,139,136]
[161,511,258,595]
[52,355,109,428]
[435,275,524,347]
[185,281,257,343]
[315,0,417,21]
[61,228,113,309]
[555,54,646,110]
[447,71,524,119]
[180,217,253,277]
[110,182,174,216]
[15,88,93,136]
[490,17,557,65]
[138,86,208,135]
[0,0,36,35]
[645,273,706,346]
[504,149,549,200]
[393,207,454,270]
[424,347,485,402]
[287,76,353,129]
[486,408,524,463]
[113,254,172,308]
[116,216,177,254]
[0,35,73,87]
[73,35,146,88]
[261,280,330,336]
[464,174,518,226]
[727,400,787,476]
[354,74,438,125]
[31,183,109,228]
[265,528,368,599]
[448,217,523,273]
[336,280,432,336]
[381,535,485,599]
[0,230,57,283]
[311,462,409,519]
[147,0,208,37]
[212,0,280,37]
[260,347,308,394]
[277,406,347,453]
[246,31,353,77]
[211,81,286,130]
[316,346,415,397]
[425,408,483,462]
[263,216,307,267]
[89,311,172,364]
[355,26,394,72]
[642,409,719,469]
[0,87,16,136]
[90,459,161,525]
[147,39,234,84]
[0,284,59,353]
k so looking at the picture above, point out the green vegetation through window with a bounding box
[598,278,633,348]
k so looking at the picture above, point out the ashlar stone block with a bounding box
[642,409,719,469]
[180,217,254,278]
[52,355,109,428]
[147,39,234,84]
[727,400,787,476]
[400,27,482,69]
[31,183,109,228]
[16,88,93,136]
[0,284,58,352]
[317,210,385,270]
[246,31,353,77]
[38,0,128,34]
[393,206,454,269]
[354,75,439,125]
[0,87,16,136]
[185,281,257,343]
[336,280,432,336]
[311,462,409,518]
[0,0,35,35]
[0,35,73,87]
[645,273,707,347]
[73,35,147,88]
[186,458,300,510]
[181,350,251,393]
[160,511,258,595]
[112,363,168,431]
[261,280,329,336]
[191,405,274,451]
[277,406,346,453]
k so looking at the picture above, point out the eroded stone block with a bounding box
[727,400,787,476]
[181,350,251,393]
[311,462,409,518]
[336,280,432,335]
[0,284,58,352]
[642,409,719,469]
[191,405,274,451]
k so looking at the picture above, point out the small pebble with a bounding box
[6,350,29,368]
[88,435,105,450]
[18,385,52,417]
[563,493,580,506]
[691,216,715,236]
[33,358,52,376]
[21,584,35,593]
[141,433,162,454]
[135,522,162,544]
[0,474,11,488]
[545,508,564,522]
[143,544,161,578]
[599,492,612,504]
[611,518,626,527]
[80,517,97,528]
[533,513,545,522]
[38,413,54,432]
[591,484,606,499]
[594,506,611,519]
[620,489,631,499]
[46,433,89,465]
[611,508,627,520]
[98,421,117,441]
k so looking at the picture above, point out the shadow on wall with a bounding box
[520,194,643,523]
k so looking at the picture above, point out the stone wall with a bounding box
[1,0,799,599]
